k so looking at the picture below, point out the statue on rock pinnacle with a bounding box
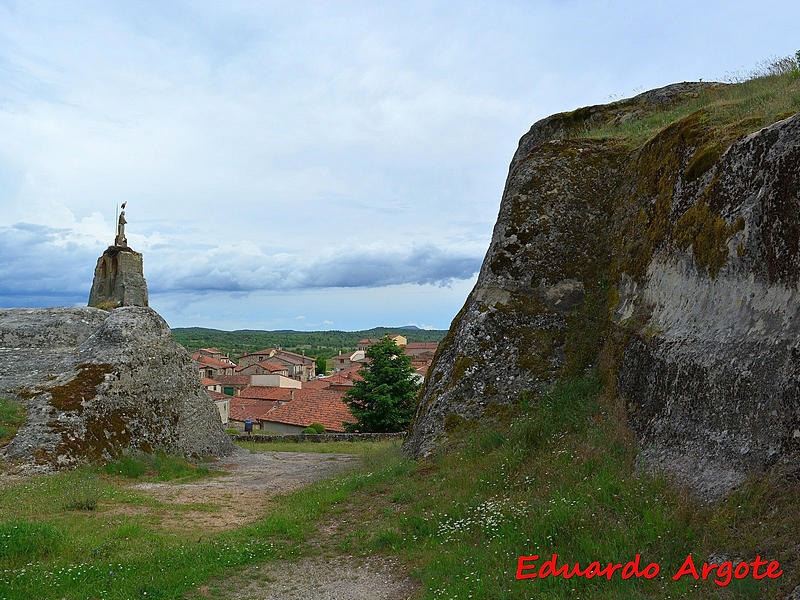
[88,202,148,308]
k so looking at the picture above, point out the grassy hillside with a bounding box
[582,53,800,147]
[171,326,447,361]
[1,377,794,598]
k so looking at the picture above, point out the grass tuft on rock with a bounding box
[0,397,26,445]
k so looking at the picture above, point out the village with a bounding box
[193,335,438,433]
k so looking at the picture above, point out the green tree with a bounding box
[315,355,327,376]
[344,336,419,432]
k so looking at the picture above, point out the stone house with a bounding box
[236,361,289,377]
[212,374,251,397]
[237,348,316,381]
[193,353,235,378]
[404,342,438,356]
[331,350,366,373]
[356,335,407,351]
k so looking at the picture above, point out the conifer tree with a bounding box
[344,336,419,432]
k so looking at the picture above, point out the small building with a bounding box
[257,388,353,433]
[201,377,223,393]
[236,362,290,377]
[331,350,366,373]
[237,348,316,381]
[193,353,235,378]
[357,334,407,351]
[213,374,252,397]
[405,341,438,356]
[196,347,231,361]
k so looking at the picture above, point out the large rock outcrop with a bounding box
[88,246,149,308]
[0,306,233,468]
[406,82,800,500]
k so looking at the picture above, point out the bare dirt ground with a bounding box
[156,447,419,600]
[216,555,417,600]
[129,447,361,530]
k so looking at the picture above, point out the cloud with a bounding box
[0,223,483,303]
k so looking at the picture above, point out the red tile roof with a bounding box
[302,378,331,389]
[209,390,230,401]
[240,348,314,365]
[245,361,287,373]
[262,389,352,432]
[229,398,278,421]
[338,365,365,379]
[238,386,295,401]
[193,353,235,370]
[406,342,439,350]
[201,378,220,386]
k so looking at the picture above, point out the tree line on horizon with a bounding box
[171,326,447,363]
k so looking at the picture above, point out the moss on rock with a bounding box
[674,201,745,277]
[48,363,114,412]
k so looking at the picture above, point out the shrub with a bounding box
[61,476,100,511]
[0,520,62,559]
[151,452,208,480]
[104,454,148,478]
[302,426,320,434]
[103,451,209,481]
[310,422,325,434]
[93,300,120,311]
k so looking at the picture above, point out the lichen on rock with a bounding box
[0,306,232,469]
[405,81,800,501]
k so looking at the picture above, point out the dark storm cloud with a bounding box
[0,223,482,306]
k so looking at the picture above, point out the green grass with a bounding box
[0,446,407,599]
[0,520,63,560]
[235,439,398,455]
[0,380,795,598]
[323,377,797,599]
[0,397,25,445]
[581,59,800,147]
[102,452,213,481]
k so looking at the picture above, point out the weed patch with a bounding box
[103,451,211,481]
[0,520,63,561]
[0,397,25,445]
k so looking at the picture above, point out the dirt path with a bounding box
[143,447,420,600]
[218,555,417,600]
[129,448,361,529]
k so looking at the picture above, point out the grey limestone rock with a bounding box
[0,306,233,469]
[405,84,800,501]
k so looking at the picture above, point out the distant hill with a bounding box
[171,325,447,361]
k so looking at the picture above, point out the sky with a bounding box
[1,1,798,330]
